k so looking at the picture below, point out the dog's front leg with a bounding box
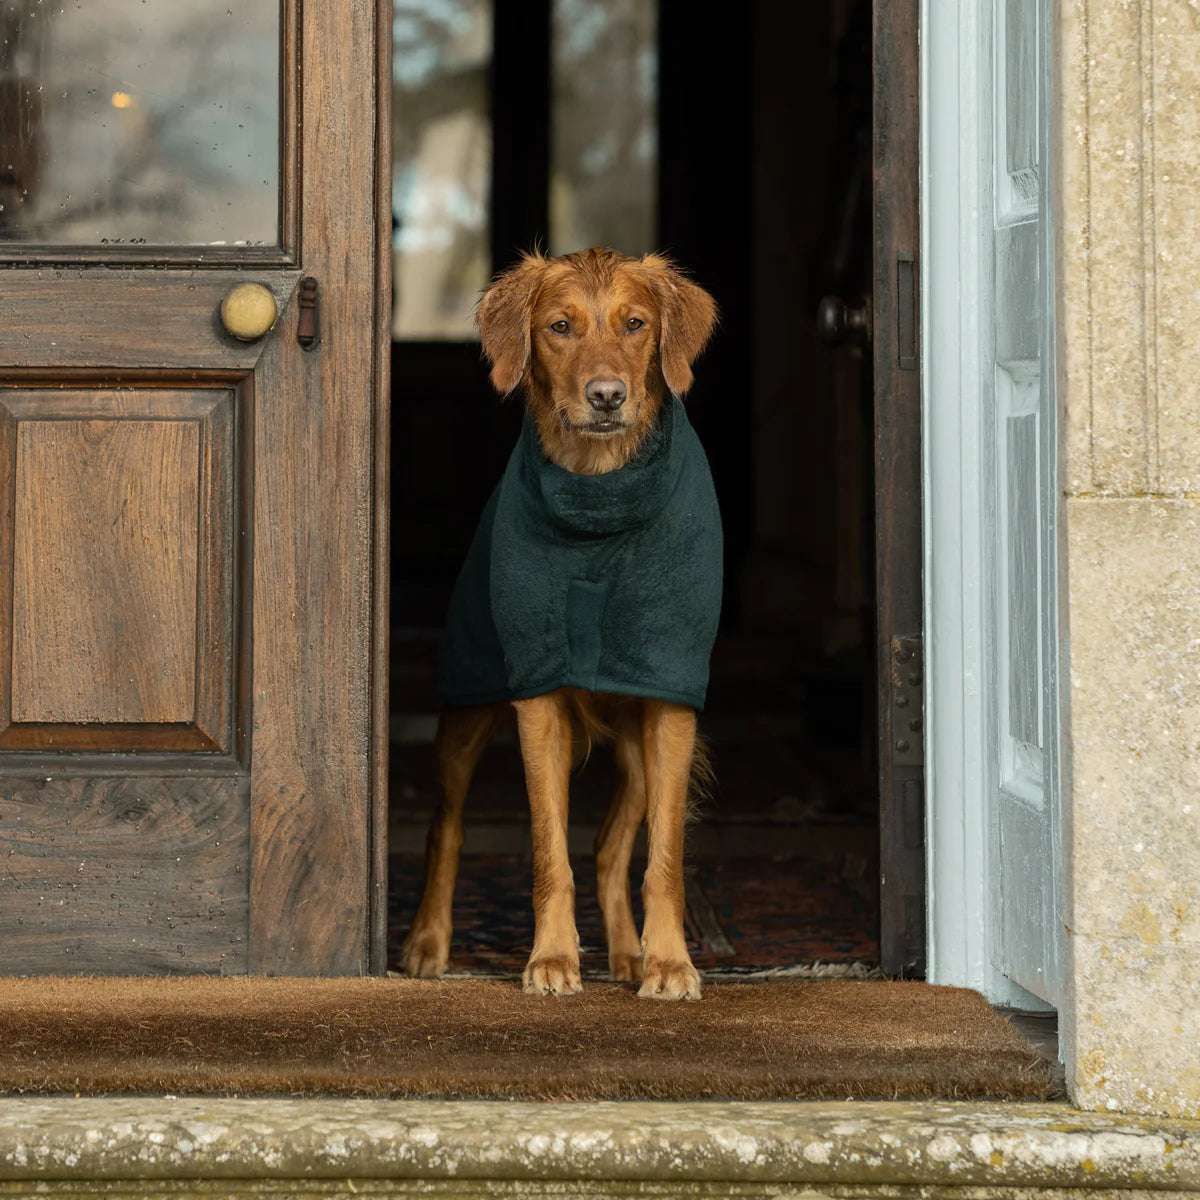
[402,703,500,977]
[514,690,582,995]
[639,699,702,1000]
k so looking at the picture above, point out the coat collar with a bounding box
[518,397,682,537]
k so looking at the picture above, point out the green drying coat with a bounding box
[439,397,723,711]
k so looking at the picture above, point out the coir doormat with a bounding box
[0,976,1054,1101]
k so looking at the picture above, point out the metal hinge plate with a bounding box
[890,635,924,766]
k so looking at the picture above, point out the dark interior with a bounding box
[388,0,878,978]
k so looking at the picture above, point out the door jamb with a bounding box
[369,0,393,975]
[921,0,990,993]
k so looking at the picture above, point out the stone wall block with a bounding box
[1062,497,1200,947]
[1056,0,1096,496]
[1148,3,1200,494]
[1068,930,1200,1118]
[1057,0,1200,1117]
[1075,2,1156,494]
[1062,496,1200,1114]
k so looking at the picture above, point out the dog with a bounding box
[401,248,720,1000]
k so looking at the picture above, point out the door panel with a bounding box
[15,416,201,724]
[985,0,1060,1005]
[0,273,298,366]
[4,776,248,975]
[0,1,388,976]
[2,386,238,751]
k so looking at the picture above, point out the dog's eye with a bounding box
[549,320,569,335]
[626,317,644,331]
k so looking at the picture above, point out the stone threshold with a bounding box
[1,1098,1198,1193]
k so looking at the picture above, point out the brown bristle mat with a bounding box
[0,976,1055,1101]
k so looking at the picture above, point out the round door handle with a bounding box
[816,294,871,345]
[220,282,278,341]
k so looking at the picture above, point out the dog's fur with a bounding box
[401,248,717,1000]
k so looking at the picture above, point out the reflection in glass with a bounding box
[550,0,656,258]
[0,0,278,247]
[392,0,491,340]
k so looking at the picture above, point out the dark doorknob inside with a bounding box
[816,294,872,345]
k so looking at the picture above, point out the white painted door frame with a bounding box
[921,0,1063,1008]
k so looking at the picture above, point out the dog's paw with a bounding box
[608,950,644,982]
[400,930,450,978]
[637,958,702,1000]
[522,955,583,996]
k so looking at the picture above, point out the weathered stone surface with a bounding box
[1059,497,1200,1118]
[3,1185,1200,1200]
[1056,0,1200,1119]
[1062,499,1200,948]
[1,1099,1199,1190]
[1148,2,1200,495]
[1058,0,1155,496]
[1055,0,1094,499]
[1057,0,1200,499]
[1069,933,1200,1119]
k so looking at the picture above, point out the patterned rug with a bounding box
[388,852,879,977]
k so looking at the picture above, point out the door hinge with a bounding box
[891,635,924,766]
[897,252,916,370]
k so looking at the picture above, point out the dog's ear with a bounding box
[477,252,548,395]
[643,254,718,397]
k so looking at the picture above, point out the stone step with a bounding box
[2,1097,1196,1195]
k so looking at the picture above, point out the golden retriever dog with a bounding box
[402,247,720,1000]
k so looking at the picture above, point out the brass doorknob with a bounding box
[816,294,871,345]
[220,282,278,341]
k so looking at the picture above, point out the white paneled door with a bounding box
[984,0,1061,1007]
[924,0,1061,1009]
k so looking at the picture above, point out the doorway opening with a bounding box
[387,0,881,981]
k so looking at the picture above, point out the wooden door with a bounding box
[874,0,925,977]
[0,0,389,976]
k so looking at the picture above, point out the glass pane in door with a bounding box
[0,0,279,246]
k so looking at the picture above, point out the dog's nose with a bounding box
[585,377,627,412]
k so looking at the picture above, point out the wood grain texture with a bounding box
[873,0,926,977]
[192,386,240,754]
[0,387,239,753]
[247,0,380,974]
[13,416,199,723]
[0,271,299,370]
[369,0,393,975]
[0,0,383,978]
[0,775,249,975]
